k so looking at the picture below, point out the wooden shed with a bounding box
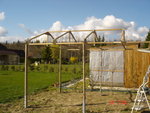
[89,45,150,88]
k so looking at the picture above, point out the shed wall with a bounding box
[90,49,124,87]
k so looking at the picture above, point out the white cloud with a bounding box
[1,15,149,42]
[0,12,5,21]
[0,36,25,42]
[0,26,7,36]
[0,12,7,36]
[46,15,149,41]
[137,26,149,34]
[50,21,64,31]
[18,24,35,35]
[0,11,9,41]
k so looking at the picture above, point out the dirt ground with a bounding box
[0,86,150,113]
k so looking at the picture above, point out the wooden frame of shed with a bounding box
[24,29,150,113]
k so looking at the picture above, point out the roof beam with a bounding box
[69,31,77,42]
[28,41,150,46]
[28,29,124,42]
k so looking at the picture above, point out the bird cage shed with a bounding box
[89,44,150,88]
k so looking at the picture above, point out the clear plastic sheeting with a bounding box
[89,49,124,87]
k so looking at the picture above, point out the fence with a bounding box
[124,49,150,88]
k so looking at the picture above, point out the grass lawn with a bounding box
[0,70,81,103]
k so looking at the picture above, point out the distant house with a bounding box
[0,44,24,65]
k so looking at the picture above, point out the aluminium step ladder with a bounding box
[131,66,150,113]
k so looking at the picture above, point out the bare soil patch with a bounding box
[0,86,150,113]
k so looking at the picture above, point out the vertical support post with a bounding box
[121,30,125,42]
[111,71,114,95]
[69,32,71,42]
[100,50,102,95]
[47,35,49,43]
[93,31,96,46]
[59,45,62,93]
[121,30,126,49]
[24,43,28,108]
[82,42,86,113]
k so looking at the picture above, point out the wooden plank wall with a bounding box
[124,49,150,88]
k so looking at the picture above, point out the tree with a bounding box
[145,30,150,48]
[102,35,105,42]
[95,35,106,47]
[101,35,106,46]
[51,44,59,63]
[41,45,52,64]
[35,40,40,43]
[5,41,8,45]
[17,40,20,44]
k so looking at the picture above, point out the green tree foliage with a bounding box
[102,35,106,46]
[97,35,101,42]
[42,45,52,64]
[145,30,150,48]
[102,35,105,42]
[51,44,59,63]
[35,40,40,43]
[95,35,105,47]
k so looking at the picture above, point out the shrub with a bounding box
[22,67,25,71]
[49,67,54,72]
[17,66,22,71]
[4,65,9,71]
[54,67,58,73]
[44,65,48,72]
[0,65,5,70]
[11,65,15,71]
[35,66,40,72]
[29,64,35,71]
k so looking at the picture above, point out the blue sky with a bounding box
[0,0,150,42]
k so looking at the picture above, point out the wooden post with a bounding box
[82,42,86,113]
[121,30,125,42]
[69,32,71,42]
[59,45,62,93]
[24,43,28,108]
[100,51,102,95]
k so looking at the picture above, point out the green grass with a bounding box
[0,70,82,103]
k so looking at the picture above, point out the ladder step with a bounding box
[134,107,141,111]
[132,105,144,111]
[134,98,145,102]
[137,99,145,102]
[140,91,145,93]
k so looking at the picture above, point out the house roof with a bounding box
[0,50,18,55]
[0,43,24,57]
[0,44,7,50]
